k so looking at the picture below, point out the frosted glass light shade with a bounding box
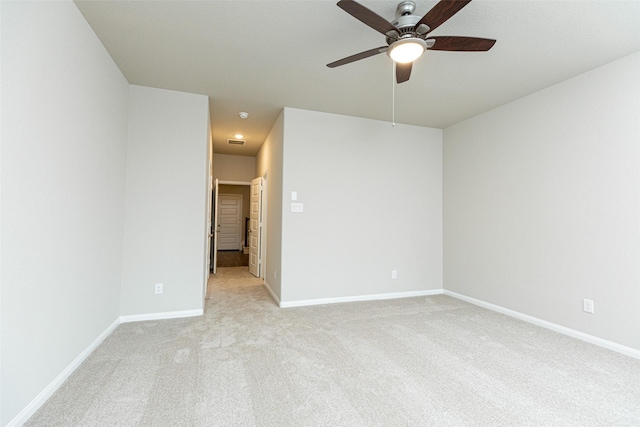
[388,38,427,63]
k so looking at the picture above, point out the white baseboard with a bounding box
[6,318,121,427]
[263,279,281,306]
[280,289,444,308]
[444,290,640,360]
[119,309,203,323]
[9,308,204,426]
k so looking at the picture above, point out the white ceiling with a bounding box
[75,0,640,156]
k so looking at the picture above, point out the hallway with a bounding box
[216,250,249,268]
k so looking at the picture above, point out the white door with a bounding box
[205,175,213,294]
[218,194,242,250]
[249,177,262,277]
[212,179,219,275]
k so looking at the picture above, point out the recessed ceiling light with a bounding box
[234,134,244,139]
[239,112,249,119]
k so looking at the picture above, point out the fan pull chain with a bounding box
[392,62,396,127]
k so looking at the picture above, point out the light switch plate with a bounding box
[291,191,298,201]
[291,203,304,213]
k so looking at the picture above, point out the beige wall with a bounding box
[213,153,256,182]
[280,108,443,303]
[256,111,285,299]
[120,85,210,316]
[444,52,640,351]
[1,2,129,423]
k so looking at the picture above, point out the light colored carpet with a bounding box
[27,267,640,426]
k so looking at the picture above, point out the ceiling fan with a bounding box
[327,0,496,83]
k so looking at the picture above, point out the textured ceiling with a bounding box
[75,0,640,156]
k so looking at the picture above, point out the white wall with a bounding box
[1,1,129,424]
[281,108,443,303]
[256,111,284,300]
[120,85,209,316]
[213,153,256,182]
[444,52,640,350]
[0,3,3,419]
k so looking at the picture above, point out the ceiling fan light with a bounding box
[388,38,427,63]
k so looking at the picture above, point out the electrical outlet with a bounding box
[155,283,163,294]
[583,298,594,314]
[391,270,397,279]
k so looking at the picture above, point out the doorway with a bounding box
[212,181,251,271]
[211,177,266,278]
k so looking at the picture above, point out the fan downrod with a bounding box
[395,1,416,17]
[389,1,429,42]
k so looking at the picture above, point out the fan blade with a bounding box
[337,0,398,36]
[327,46,387,68]
[429,36,496,51]
[415,0,472,34]
[396,62,412,84]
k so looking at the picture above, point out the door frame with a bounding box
[260,171,268,280]
[211,178,219,275]
[249,177,262,277]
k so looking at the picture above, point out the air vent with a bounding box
[227,139,245,146]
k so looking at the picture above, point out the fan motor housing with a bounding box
[387,1,429,44]
[392,14,421,31]
[392,1,420,28]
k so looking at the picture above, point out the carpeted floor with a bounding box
[27,267,640,426]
